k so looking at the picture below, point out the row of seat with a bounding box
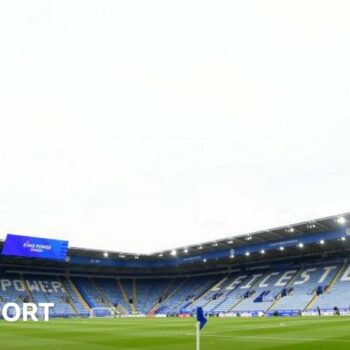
[1,262,350,317]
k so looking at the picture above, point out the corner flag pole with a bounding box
[196,321,200,350]
[195,307,207,350]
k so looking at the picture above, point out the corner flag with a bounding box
[195,307,207,350]
[196,307,207,330]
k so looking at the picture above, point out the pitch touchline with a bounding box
[202,334,350,343]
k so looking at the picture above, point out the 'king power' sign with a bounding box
[1,234,69,261]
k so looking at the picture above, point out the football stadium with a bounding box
[2,1,350,349]
[2,213,350,349]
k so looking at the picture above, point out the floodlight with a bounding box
[337,216,346,225]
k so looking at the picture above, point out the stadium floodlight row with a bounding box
[1,213,350,319]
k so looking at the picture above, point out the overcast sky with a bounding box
[0,1,349,254]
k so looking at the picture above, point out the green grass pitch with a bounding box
[1,316,350,350]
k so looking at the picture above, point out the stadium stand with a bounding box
[136,278,168,314]
[62,277,90,316]
[72,277,108,309]
[1,262,350,317]
[92,278,131,314]
[232,270,292,314]
[24,274,77,317]
[270,264,340,314]
[0,273,31,311]
[119,279,135,312]
[0,273,90,317]
[309,263,350,312]
[211,274,261,314]
[1,214,350,318]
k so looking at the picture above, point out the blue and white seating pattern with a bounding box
[233,270,295,313]
[25,275,75,317]
[0,274,30,312]
[311,264,350,311]
[1,262,349,317]
[72,277,106,309]
[211,274,256,313]
[157,276,217,314]
[136,279,168,314]
[271,265,339,312]
[93,278,131,312]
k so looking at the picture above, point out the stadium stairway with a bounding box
[133,279,138,312]
[92,278,130,314]
[57,277,78,316]
[20,273,34,302]
[160,278,177,300]
[62,277,90,316]
[118,279,136,313]
[303,289,320,312]
[307,262,350,312]
[154,278,188,314]
[187,275,232,312]
[325,262,347,293]
[184,275,223,313]
[204,274,247,313]
[231,272,277,313]
[301,264,343,312]
[72,277,110,310]
[90,278,115,309]
[185,275,228,311]
[147,278,178,315]
[66,277,90,315]
[212,273,262,313]
[159,276,219,314]
[137,279,168,315]
[228,295,245,312]
[270,264,340,313]
[161,278,190,312]
[266,267,303,313]
[167,277,204,313]
[198,274,238,311]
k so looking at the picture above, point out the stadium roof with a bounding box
[69,212,350,260]
[1,213,350,276]
[150,212,350,258]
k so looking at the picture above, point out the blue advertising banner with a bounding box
[1,234,69,261]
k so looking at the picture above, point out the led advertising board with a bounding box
[1,234,69,261]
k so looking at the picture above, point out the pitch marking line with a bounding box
[201,334,350,344]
